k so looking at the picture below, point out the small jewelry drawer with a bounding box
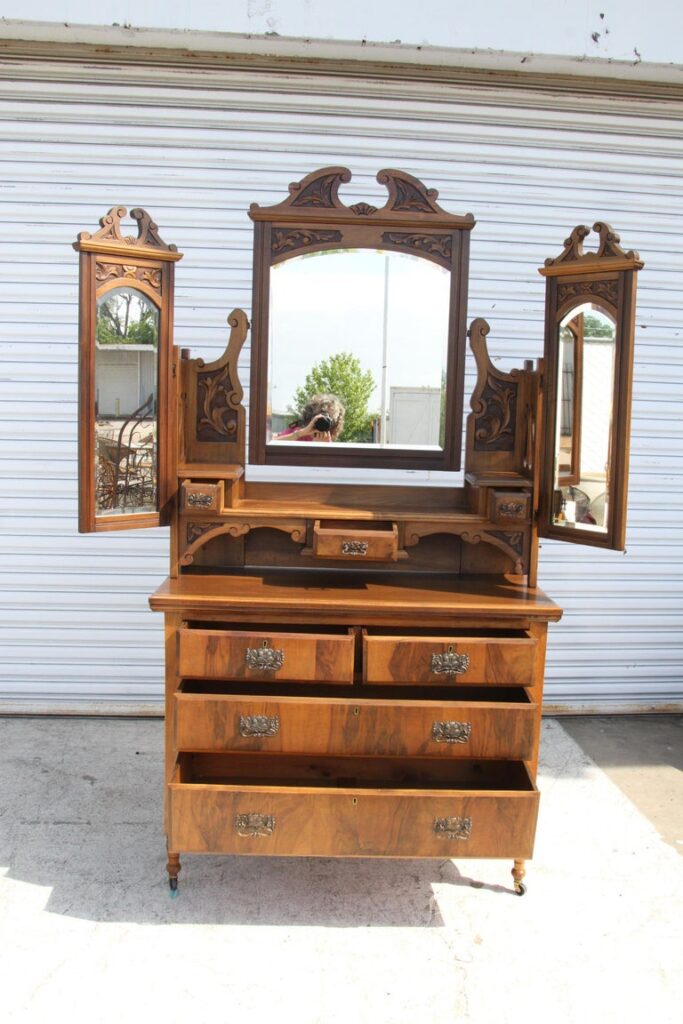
[312,519,399,562]
[181,481,224,514]
[177,626,355,685]
[362,631,536,686]
[174,686,537,759]
[488,490,531,525]
[168,755,539,859]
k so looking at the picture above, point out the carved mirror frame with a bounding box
[74,207,182,532]
[538,223,643,550]
[248,167,475,471]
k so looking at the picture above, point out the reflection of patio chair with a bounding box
[96,395,157,512]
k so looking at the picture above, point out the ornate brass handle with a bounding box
[239,714,279,738]
[433,816,472,840]
[245,640,284,672]
[432,720,471,744]
[187,492,213,508]
[235,813,276,838]
[430,645,470,677]
[342,540,368,556]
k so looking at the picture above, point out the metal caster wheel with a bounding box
[169,877,179,898]
[514,881,527,896]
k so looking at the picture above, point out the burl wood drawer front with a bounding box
[174,692,536,759]
[363,634,536,686]
[178,628,355,684]
[169,773,539,859]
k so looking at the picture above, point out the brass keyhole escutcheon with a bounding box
[353,706,360,716]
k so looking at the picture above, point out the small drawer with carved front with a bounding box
[177,626,355,685]
[181,481,224,514]
[312,519,399,562]
[488,490,531,525]
[362,631,537,686]
[168,755,539,859]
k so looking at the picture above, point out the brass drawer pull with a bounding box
[341,540,368,556]
[235,813,276,838]
[187,492,213,508]
[433,816,472,841]
[239,714,280,738]
[430,645,470,677]
[245,641,284,672]
[432,720,472,744]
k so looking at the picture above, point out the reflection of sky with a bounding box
[269,250,450,415]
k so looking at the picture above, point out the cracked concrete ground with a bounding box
[0,716,681,1024]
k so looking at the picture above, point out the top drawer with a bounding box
[178,627,355,685]
[363,631,536,686]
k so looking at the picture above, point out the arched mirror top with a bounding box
[248,167,475,472]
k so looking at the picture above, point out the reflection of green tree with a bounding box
[97,292,158,346]
[583,313,614,337]
[292,352,377,443]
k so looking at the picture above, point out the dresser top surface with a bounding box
[150,572,562,624]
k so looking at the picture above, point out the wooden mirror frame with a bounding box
[73,207,182,532]
[248,167,475,471]
[538,223,643,550]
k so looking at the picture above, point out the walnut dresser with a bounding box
[74,169,642,895]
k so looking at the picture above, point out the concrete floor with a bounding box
[0,715,681,1024]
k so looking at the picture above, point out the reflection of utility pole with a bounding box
[379,253,389,445]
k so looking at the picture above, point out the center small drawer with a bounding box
[313,519,398,562]
[174,687,536,759]
[178,627,355,685]
[363,631,536,686]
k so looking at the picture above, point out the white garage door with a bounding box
[0,52,681,710]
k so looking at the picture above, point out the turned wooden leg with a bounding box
[512,859,527,896]
[167,851,181,894]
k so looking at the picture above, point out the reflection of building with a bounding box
[95,344,157,417]
[387,387,442,446]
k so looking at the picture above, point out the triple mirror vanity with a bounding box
[74,168,642,894]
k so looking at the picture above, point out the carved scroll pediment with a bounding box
[542,222,642,271]
[76,206,178,253]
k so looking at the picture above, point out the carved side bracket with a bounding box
[402,521,528,574]
[183,309,249,465]
[180,518,307,566]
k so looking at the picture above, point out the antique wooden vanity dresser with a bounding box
[75,170,642,895]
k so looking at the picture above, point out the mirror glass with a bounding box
[552,303,616,533]
[267,249,450,449]
[94,286,159,516]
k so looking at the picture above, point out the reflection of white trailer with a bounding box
[96,344,156,417]
[387,386,441,446]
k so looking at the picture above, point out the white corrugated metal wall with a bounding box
[0,54,681,710]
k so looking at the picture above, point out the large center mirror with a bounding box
[248,166,475,472]
[268,249,450,449]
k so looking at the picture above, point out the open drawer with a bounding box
[363,629,537,686]
[174,685,537,759]
[178,625,355,685]
[168,754,539,859]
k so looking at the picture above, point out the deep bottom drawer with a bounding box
[169,755,539,859]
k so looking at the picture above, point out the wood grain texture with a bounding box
[174,690,537,759]
[169,759,538,858]
[178,627,355,684]
[363,634,536,686]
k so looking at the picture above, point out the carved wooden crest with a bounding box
[74,207,181,258]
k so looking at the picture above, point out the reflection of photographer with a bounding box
[274,394,345,442]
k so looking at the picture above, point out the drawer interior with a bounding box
[176,752,536,792]
[178,680,533,704]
